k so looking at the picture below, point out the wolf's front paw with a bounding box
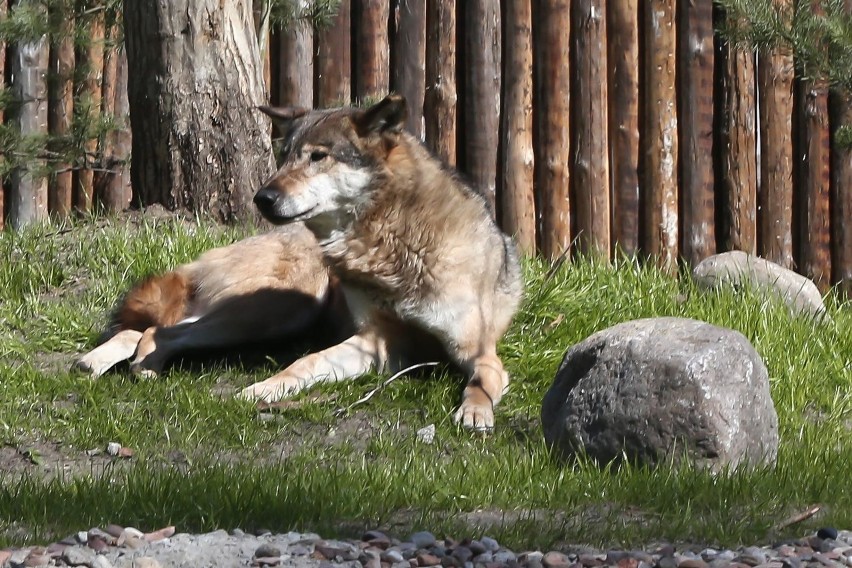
[453,401,494,431]
[238,379,300,403]
[72,355,106,378]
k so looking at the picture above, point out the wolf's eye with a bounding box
[310,150,328,162]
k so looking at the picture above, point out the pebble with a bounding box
[5,526,852,568]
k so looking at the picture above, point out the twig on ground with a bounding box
[334,362,440,417]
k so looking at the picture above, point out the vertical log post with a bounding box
[534,0,571,259]
[719,39,758,255]
[570,0,610,258]
[353,0,390,101]
[500,0,535,254]
[95,13,121,211]
[315,0,351,106]
[424,0,456,165]
[608,0,640,257]
[461,1,501,213]
[677,0,715,266]
[831,92,852,300]
[757,0,794,268]
[74,3,105,213]
[278,13,314,108]
[642,0,679,272]
[48,0,75,218]
[390,0,426,137]
[9,1,49,229]
[108,47,132,210]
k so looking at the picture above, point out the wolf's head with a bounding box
[254,95,408,237]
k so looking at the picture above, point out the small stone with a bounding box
[255,543,282,558]
[819,528,840,541]
[383,549,406,563]
[106,442,121,456]
[494,550,517,563]
[617,558,639,568]
[254,528,272,537]
[92,556,115,568]
[123,536,146,549]
[452,546,473,563]
[360,550,382,568]
[363,530,389,542]
[467,540,487,556]
[0,549,12,566]
[87,536,110,553]
[46,543,67,556]
[577,553,603,567]
[678,560,709,568]
[473,552,494,563]
[129,557,161,568]
[417,552,441,566]
[411,532,437,549]
[88,528,118,546]
[251,557,281,566]
[23,552,50,567]
[231,528,245,537]
[480,537,499,552]
[606,551,629,564]
[104,525,124,538]
[143,526,175,543]
[657,556,679,568]
[288,544,311,556]
[62,546,96,566]
[77,531,89,544]
[416,424,436,444]
[542,551,571,568]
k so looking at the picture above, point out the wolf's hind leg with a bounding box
[73,329,145,378]
[238,331,389,402]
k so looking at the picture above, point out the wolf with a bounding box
[243,94,523,429]
[74,224,353,379]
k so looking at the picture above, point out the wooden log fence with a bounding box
[1,0,850,295]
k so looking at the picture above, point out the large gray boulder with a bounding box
[692,251,826,319]
[541,317,779,471]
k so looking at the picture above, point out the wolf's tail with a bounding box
[100,271,193,342]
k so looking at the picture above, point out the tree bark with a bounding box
[535,0,571,259]
[720,45,757,255]
[315,0,351,106]
[796,80,831,292]
[642,0,678,273]
[123,0,276,221]
[571,0,610,258]
[353,0,390,101]
[461,0,501,213]
[390,0,426,137]
[757,41,794,269]
[9,2,49,229]
[607,0,640,257]
[277,16,314,107]
[74,4,104,213]
[0,0,4,230]
[500,0,535,254]
[424,0,456,165]
[48,0,75,218]
[677,0,715,266]
[831,91,852,300]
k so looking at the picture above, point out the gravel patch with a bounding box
[2,525,851,568]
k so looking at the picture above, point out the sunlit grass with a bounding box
[0,216,850,550]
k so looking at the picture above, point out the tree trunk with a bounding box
[9,2,49,229]
[424,0,456,165]
[74,4,104,213]
[390,0,426,137]
[48,0,75,218]
[123,0,276,221]
[757,52,794,268]
[461,0,501,212]
[607,0,640,257]
[571,0,610,258]
[353,0,390,101]
[831,91,852,300]
[500,0,535,254]
[720,45,757,255]
[677,0,715,266]
[796,80,831,292]
[277,16,313,107]
[535,0,571,259]
[315,0,351,106]
[642,0,678,273]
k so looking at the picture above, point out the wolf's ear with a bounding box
[258,105,309,129]
[353,94,407,137]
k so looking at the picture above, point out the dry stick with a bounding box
[335,362,440,417]
[771,505,820,533]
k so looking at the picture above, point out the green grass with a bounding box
[1,216,851,550]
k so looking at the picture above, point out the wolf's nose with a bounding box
[253,187,278,212]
